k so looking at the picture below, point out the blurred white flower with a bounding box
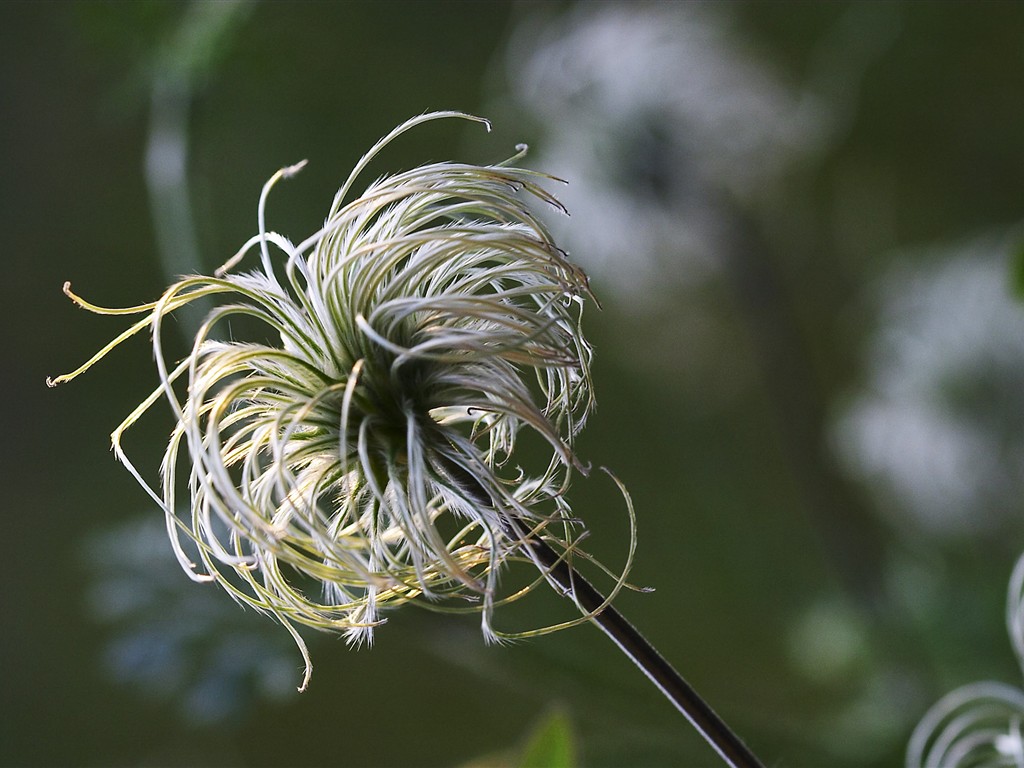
[52,112,634,690]
[833,238,1024,535]
[495,1,826,298]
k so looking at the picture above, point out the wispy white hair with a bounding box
[51,112,634,691]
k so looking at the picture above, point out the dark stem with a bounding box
[438,454,764,768]
[510,517,764,768]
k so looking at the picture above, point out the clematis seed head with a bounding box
[51,112,634,691]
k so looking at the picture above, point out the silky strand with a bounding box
[50,112,636,692]
[908,553,1024,768]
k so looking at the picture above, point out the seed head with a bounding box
[51,112,634,690]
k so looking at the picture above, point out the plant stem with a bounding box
[512,517,765,768]
[439,456,764,767]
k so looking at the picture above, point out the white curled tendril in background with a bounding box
[908,554,1024,768]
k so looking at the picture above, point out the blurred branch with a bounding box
[144,1,251,335]
[145,76,203,329]
[720,198,891,614]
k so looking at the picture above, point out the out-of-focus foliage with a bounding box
[517,710,577,768]
[4,2,1024,767]
[461,709,577,768]
[83,516,298,724]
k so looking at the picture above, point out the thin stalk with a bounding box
[440,456,764,768]
[511,518,765,768]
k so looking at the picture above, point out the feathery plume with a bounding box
[50,112,634,691]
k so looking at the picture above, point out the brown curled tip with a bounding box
[61,281,83,308]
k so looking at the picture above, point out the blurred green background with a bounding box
[4,2,1024,765]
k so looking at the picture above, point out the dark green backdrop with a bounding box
[4,2,1024,766]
